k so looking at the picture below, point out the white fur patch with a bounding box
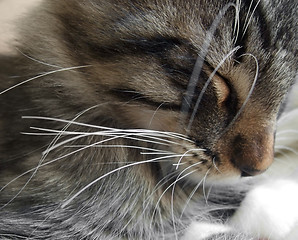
[184,107,298,240]
[182,222,231,240]
[229,177,298,240]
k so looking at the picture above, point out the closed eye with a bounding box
[204,66,230,106]
[212,73,230,105]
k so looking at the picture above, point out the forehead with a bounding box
[97,0,237,58]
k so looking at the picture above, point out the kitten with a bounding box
[0,0,297,239]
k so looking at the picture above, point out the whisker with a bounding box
[212,157,222,173]
[0,105,101,206]
[120,172,178,235]
[148,102,165,127]
[158,207,166,240]
[141,152,177,155]
[64,144,178,155]
[92,160,177,165]
[243,0,255,29]
[43,135,134,160]
[179,176,205,218]
[25,126,182,148]
[17,49,62,69]
[0,65,91,95]
[232,0,241,44]
[22,116,193,143]
[61,154,187,208]
[242,0,262,38]
[172,162,188,167]
[168,162,203,239]
[43,131,187,156]
[0,156,176,194]
[152,167,198,225]
[202,169,211,204]
[23,125,183,155]
[43,134,166,155]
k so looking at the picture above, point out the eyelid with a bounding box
[213,74,230,105]
[204,66,230,105]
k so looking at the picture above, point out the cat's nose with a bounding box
[240,167,265,177]
[231,134,274,177]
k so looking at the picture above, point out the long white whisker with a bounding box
[23,125,180,154]
[150,161,202,234]
[42,131,186,155]
[243,0,255,29]
[22,116,193,143]
[0,105,100,209]
[43,134,131,159]
[151,168,198,227]
[179,177,205,219]
[0,65,91,95]
[64,144,183,155]
[202,169,211,204]
[170,161,204,240]
[158,207,166,240]
[61,154,188,208]
[148,103,165,127]
[141,152,176,155]
[232,0,241,44]
[0,155,177,194]
[17,49,62,69]
[120,171,178,235]
[242,0,261,38]
[212,157,222,173]
[25,126,183,148]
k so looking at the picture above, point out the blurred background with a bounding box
[0,0,41,55]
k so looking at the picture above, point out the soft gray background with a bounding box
[0,0,42,55]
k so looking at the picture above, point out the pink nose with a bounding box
[231,134,274,177]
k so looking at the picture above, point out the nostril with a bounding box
[231,134,273,177]
[240,167,264,177]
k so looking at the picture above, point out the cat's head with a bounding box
[35,0,296,183]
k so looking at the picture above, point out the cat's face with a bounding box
[18,0,295,184]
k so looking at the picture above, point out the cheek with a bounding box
[118,105,181,132]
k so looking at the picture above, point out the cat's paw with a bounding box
[229,177,298,240]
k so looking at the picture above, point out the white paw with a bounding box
[229,178,298,240]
